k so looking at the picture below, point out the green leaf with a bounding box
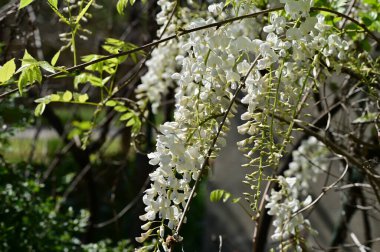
[47,1,70,25]
[34,103,46,116]
[126,118,135,127]
[16,50,38,74]
[22,50,36,65]
[360,39,371,52]
[362,16,373,26]
[132,118,141,134]
[74,73,103,88]
[120,113,133,121]
[38,61,55,73]
[51,50,61,66]
[114,105,127,112]
[353,112,378,123]
[81,54,104,73]
[222,192,231,202]
[102,76,111,86]
[17,66,42,95]
[30,65,42,83]
[105,100,117,107]
[47,0,58,9]
[116,0,128,15]
[210,189,225,203]
[76,0,94,24]
[50,94,60,101]
[88,75,103,87]
[78,94,89,103]
[0,58,16,83]
[72,120,92,130]
[103,38,126,54]
[232,197,241,204]
[74,73,88,89]
[35,96,51,104]
[62,91,73,102]
[19,0,34,9]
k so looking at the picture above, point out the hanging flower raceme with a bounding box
[137,0,352,250]
[136,2,271,249]
[235,0,351,249]
[136,0,184,114]
[137,16,235,251]
[265,137,330,250]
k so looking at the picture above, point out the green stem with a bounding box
[279,66,312,156]
[71,32,77,66]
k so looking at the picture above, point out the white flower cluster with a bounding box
[137,0,351,250]
[237,1,350,159]
[136,122,204,249]
[281,0,313,19]
[137,3,264,249]
[285,136,330,188]
[266,176,313,251]
[137,42,180,113]
[265,137,330,250]
[136,0,181,113]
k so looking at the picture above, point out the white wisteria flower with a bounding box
[137,0,351,250]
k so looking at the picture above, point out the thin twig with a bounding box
[94,177,150,228]
[339,0,357,29]
[292,158,349,217]
[27,120,42,163]
[359,189,372,249]
[313,237,380,251]
[350,232,368,252]
[334,183,372,191]
[42,141,74,181]
[55,163,92,211]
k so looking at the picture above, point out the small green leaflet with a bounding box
[120,112,134,121]
[34,103,46,116]
[77,94,89,103]
[102,38,143,64]
[72,120,92,130]
[210,190,241,203]
[34,91,90,117]
[116,0,136,15]
[332,0,348,12]
[0,58,16,83]
[210,189,231,203]
[21,49,37,66]
[108,102,141,134]
[50,94,60,101]
[105,100,118,107]
[74,73,103,88]
[126,117,135,127]
[353,112,378,124]
[62,91,73,102]
[18,65,42,95]
[103,38,127,54]
[35,92,88,104]
[76,0,94,24]
[47,1,69,25]
[51,50,61,66]
[38,61,56,73]
[16,50,55,95]
[19,0,34,9]
[128,116,141,134]
[114,105,128,112]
